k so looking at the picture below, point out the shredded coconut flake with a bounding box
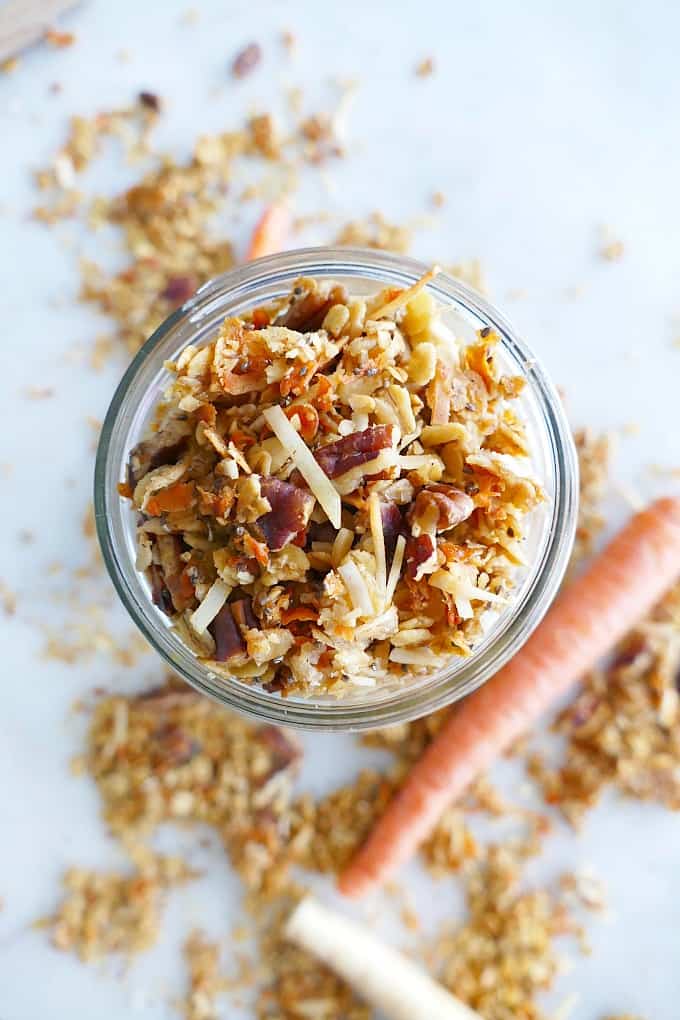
[264,405,341,528]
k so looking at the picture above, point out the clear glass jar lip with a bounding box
[94,246,578,731]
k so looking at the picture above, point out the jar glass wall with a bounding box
[94,248,577,731]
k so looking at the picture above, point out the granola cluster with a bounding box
[123,274,542,695]
[528,579,680,824]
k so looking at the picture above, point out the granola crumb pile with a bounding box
[34,90,350,360]
[570,428,611,570]
[528,579,680,824]
[41,846,198,961]
[429,842,586,1019]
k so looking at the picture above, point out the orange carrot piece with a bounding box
[338,497,680,898]
[245,201,290,261]
[280,606,319,625]
[146,482,194,516]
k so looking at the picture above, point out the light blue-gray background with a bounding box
[1,2,679,1018]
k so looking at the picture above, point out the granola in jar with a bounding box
[120,269,543,696]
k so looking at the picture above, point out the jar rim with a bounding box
[94,247,578,731]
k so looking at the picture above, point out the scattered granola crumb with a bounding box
[431,190,446,208]
[602,1015,645,1020]
[598,226,625,262]
[43,848,198,962]
[138,90,162,112]
[45,28,76,49]
[232,42,262,79]
[335,211,412,253]
[570,429,611,570]
[647,462,680,480]
[24,385,54,400]
[281,30,296,54]
[0,581,16,616]
[415,56,435,78]
[181,930,224,1020]
[447,258,488,295]
[1,56,19,74]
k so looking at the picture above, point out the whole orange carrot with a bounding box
[245,201,290,261]
[339,497,680,898]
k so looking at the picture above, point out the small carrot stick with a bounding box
[245,201,290,261]
[339,497,680,898]
[285,897,482,1020]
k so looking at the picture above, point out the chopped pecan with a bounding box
[274,280,348,331]
[156,535,194,612]
[127,417,192,486]
[256,478,315,550]
[405,534,437,580]
[407,484,474,533]
[314,425,394,479]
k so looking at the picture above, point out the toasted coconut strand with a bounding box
[338,559,374,617]
[385,534,406,605]
[264,405,341,528]
[189,579,232,634]
[370,266,441,321]
[389,647,439,666]
[369,493,387,600]
[421,423,467,446]
[285,897,480,1020]
[332,527,354,567]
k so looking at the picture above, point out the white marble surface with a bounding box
[1,1,680,1017]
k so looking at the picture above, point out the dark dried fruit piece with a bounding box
[231,596,259,632]
[154,724,201,766]
[405,534,436,579]
[264,663,294,693]
[380,502,406,567]
[209,603,246,661]
[127,416,192,486]
[231,42,262,78]
[149,564,174,616]
[156,535,194,612]
[256,478,315,550]
[274,281,348,331]
[161,274,197,305]
[138,91,162,112]
[257,725,301,773]
[314,425,394,479]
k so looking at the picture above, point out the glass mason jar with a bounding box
[95,248,578,731]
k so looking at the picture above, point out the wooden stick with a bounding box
[0,0,81,63]
[285,897,482,1020]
